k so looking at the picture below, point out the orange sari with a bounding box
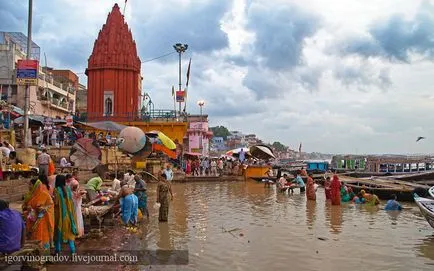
[306,176,316,201]
[24,180,54,249]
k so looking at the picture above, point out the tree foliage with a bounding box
[272,141,287,152]
[210,126,231,140]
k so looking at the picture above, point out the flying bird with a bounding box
[416,136,426,142]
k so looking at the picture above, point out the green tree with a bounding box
[210,126,231,140]
[272,141,287,152]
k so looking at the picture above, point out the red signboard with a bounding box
[17,59,39,70]
[176,91,184,102]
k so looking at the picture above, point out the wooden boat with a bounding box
[395,171,434,182]
[414,193,434,229]
[339,176,428,202]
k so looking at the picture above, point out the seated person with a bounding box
[60,157,71,168]
[0,200,25,254]
[384,194,402,211]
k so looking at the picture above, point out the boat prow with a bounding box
[413,193,434,229]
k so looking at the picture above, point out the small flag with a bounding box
[172,86,175,96]
[299,142,302,153]
[186,58,191,87]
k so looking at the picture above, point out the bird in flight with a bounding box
[416,136,426,142]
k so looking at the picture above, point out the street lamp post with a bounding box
[23,0,33,148]
[173,43,188,116]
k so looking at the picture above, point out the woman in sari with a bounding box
[134,174,149,219]
[340,185,351,202]
[69,175,85,237]
[324,177,332,200]
[330,175,341,205]
[360,190,380,206]
[306,174,316,201]
[157,173,173,222]
[53,174,78,254]
[119,187,139,226]
[22,178,54,253]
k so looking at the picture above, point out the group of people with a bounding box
[184,157,246,176]
[0,172,84,256]
[273,169,402,211]
[35,127,80,148]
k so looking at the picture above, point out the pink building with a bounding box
[185,114,213,156]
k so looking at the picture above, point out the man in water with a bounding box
[290,171,306,193]
[163,164,174,182]
[384,194,402,211]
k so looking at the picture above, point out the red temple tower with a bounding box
[85,3,141,122]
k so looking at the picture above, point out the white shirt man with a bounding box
[163,166,173,182]
[60,157,71,167]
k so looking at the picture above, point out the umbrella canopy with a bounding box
[81,121,127,131]
[250,145,275,160]
[69,138,102,170]
[14,115,66,125]
[146,130,176,150]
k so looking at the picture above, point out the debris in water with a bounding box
[248,240,250,243]
[239,233,244,237]
[317,237,327,241]
[316,251,319,254]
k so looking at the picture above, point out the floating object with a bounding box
[413,193,434,229]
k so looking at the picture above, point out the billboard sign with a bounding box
[16,59,39,86]
[176,91,184,102]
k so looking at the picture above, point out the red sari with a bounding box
[306,176,316,200]
[324,179,332,200]
[330,175,341,205]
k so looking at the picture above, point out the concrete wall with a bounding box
[0,178,29,202]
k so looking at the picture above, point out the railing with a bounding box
[74,110,186,122]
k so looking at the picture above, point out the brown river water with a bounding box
[50,181,433,271]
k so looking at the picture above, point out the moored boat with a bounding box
[339,176,427,202]
[414,193,434,229]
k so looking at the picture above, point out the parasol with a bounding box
[117,126,147,154]
[69,138,102,170]
[146,130,176,150]
[250,145,275,160]
[82,121,127,131]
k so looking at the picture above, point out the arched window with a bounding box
[105,97,113,116]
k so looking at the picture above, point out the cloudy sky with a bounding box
[1,0,434,154]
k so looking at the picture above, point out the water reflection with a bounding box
[157,222,173,249]
[325,203,343,234]
[416,235,434,261]
[69,182,434,270]
[306,200,316,229]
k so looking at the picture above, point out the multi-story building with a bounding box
[75,83,87,114]
[0,32,77,119]
[211,136,226,152]
[185,114,213,156]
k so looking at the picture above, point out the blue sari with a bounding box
[120,194,138,225]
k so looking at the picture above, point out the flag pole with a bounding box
[123,0,127,14]
[172,86,176,118]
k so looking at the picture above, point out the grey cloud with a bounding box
[245,2,321,70]
[334,64,391,91]
[242,66,283,99]
[0,1,28,32]
[132,0,231,61]
[334,1,434,62]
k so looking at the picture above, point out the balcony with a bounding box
[75,109,183,123]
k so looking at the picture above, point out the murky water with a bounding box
[55,181,434,271]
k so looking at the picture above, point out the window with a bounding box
[103,91,114,116]
[105,98,113,116]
